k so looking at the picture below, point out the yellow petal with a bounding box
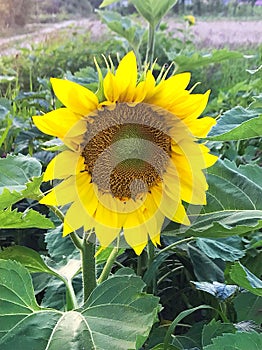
[43,151,85,181]
[33,108,81,139]
[158,72,191,92]
[95,201,119,229]
[186,116,216,138]
[40,176,79,206]
[115,51,137,102]
[171,201,190,225]
[50,78,98,116]
[145,72,191,106]
[103,71,119,102]
[63,201,84,236]
[123,211,148,255]
[95,223,120,248]
[133,70,156,102]
[150,233,161,246]
[174,91,210,120]
[76,174,98,217]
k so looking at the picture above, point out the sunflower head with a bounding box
[33,51,217,255]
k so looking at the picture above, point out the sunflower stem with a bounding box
[97,247,119,284]
[62,277,78,311]
[146,241,156,293]
[155,237,195,257]
[146,23,156,66]
[81,233,97,302]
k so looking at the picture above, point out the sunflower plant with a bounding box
[0,1,262,349]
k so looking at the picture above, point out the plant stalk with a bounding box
[146,23,156,65]
[97,247,119,284]
[81,233,97,302]
[63,277,78,311]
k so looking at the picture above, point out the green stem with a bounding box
[97,247,119,284]
[219,302,230,323]
[61,276,78,311]
[155,237,195,257]
[81,233,97,302]
[146,23,156,65]
[146,241,156,293]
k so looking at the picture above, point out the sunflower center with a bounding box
[81,103,171,200]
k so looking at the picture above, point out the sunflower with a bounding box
[33,52,217,255]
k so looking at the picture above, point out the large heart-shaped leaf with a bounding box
[207,106,262,141]
[203,331,262,350]
[0,260,159,350]
[202,319,236,348]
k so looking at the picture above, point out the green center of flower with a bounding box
[81,103,171,200]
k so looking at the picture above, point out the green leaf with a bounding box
[230,262,262,296]
[173,49,243,73]
[188,245,225,282]
[0,208,54,229]
[163,305,212,350]
[45,223,80,265]
[0,246,57,276]
[207,106,262,141]
[203,331,262,350]
[163,160,262,238]
[0,154,43,209]
[196,238,245,261]
[98,10,144,48]
[233,292,262,324]
[131,0,177,26]
[202,319,236,347]
[0,260,160,350]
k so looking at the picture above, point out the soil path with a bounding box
[0,18,261,56]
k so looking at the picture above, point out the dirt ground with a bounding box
[0,18,261,57]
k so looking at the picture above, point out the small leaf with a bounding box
[0,208,54,229]
[0,246,57,276]
[203,331,262,350]
[173,49,242,73]
[131,0,177,26]
[98,10,144,48]
[230,262,262,296]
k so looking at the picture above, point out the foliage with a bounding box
[0,0,261,348]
